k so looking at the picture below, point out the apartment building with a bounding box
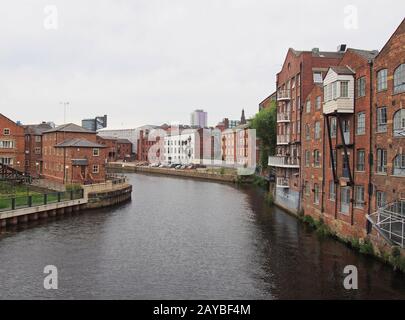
[42,123,106,184]
[0,114,25,172]
[23,122,54,177]
[269,47,344,213]
[371,19,405,232]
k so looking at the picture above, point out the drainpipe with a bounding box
[367,60,374,233]
[298,62,303,215]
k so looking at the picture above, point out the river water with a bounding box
[0,173,404,299]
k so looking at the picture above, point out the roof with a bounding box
[24,123,53,135]
[290,48,344,59]
[117,138,132,144]
[330,66,355,75]
[55,138,105,148]
[347,48,379,61]
[44,123,95,134]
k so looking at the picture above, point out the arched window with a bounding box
[393,154,405,176]
[393,109,405,137]
[394,64,405,94]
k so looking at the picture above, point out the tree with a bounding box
[250,101,277,170]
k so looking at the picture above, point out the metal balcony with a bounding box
[277,89,291,101]
[367,200,405,248]
[276,177,290,188]
[268,156,299,168]
[277,135,290,145]
[277,113,291,123]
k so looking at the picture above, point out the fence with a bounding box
[0,189,84,212]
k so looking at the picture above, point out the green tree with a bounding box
[250,101,277,170]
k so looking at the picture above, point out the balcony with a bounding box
[276,177,290,188]
[277,135,290,145]
[277,113,291,123]
[277,89,291,101]
[268,156,299,168]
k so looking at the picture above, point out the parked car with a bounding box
[175,165,182,169]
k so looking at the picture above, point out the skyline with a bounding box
[1,1,405,129]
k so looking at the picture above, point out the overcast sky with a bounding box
[0,1,404,129]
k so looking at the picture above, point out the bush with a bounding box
[265,192,274,206]
[66,184,82,192]
[220,168,225,175]
[359,240,374,256]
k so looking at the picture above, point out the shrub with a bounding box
[220,168,225,175]
[359,240,374,256]
[265,192,274,206]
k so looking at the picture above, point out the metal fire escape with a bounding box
[0,163,32,183]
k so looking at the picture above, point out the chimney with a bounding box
[312,48,320,55]
[337,44,347,53]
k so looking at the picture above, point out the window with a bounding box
[35,136,41,143]
[305,124,310,140]
[330,117,337,138]
[356,149,365,171]
[357,77,366,97]
[306,100,311,113]
[315,96,322,110]
[356,112,365,135]
[3,128,10,135]
[340,187,351,214]
[93,165,99,174]
[314,150,320,167]
[342,155,350,178]
[376,191,386,209]
[35,147,41,154]
[305,150,310,167]
[93,148,100,156]
[377,69,388,92]
[376,148,387,173]
[0,140,14,148]
[332,82,338,99]
[314,184,320,204]
[314,121,321,140]
[330,149,337,171]
[329,181,336,201]
[393,109,405,137]
[393,154,405,176]
[354,186,365,209]
[305,181,310,196]
[340,81,349,98]
[394,64,405,94]
[297,73,301,86]
[0,157,13,165]
[313,72,323,83]
[376,107,387,132]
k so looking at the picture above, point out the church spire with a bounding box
[240,109,246,125]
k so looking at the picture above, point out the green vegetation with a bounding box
[252,175,268,189]
[301,215,333,237]
[264,192,274,206]
[250,101,277,170]
[66,183,82,191]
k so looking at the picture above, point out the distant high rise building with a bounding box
[82,115,108,132]
[190,109,207,128]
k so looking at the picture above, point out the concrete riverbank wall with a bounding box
[108,163,238,183]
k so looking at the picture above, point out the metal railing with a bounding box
[277,89,291,101]
[277,113,291,122]
[276,177,290,188]
[106,173,128,185]
[268,156,299,167]
[277,135,290,144]
[0,189,84,213]
[367,200,405,248]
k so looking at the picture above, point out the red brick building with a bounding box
[0,113,25,172]
[116,139,133,161]
[23,122,53,177]
[42,123,106,184]
[137,129,161,162]
[371,19,405,217]
[269,47,344,213]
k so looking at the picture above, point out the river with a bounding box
[0,173,404,299]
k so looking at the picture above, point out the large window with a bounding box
[357,77,366,97]
[377,107,387,133]
[0,140,14,149]
[393,109,405,137]
[356,149,365,171]
[340,81,349,98]
[313,72,323,83]
[314,150,320,167]
[340,187,351,214]
[356,112,365,135]
[394,64,405,94]
[329,181,336,201]
[314,121,321,140]
[306,100,311,113]
[315,96,322,110]
[342,155,350,178]
[376,148,387,173]
[305,150,310,167]
[377,69,388,92]
[330,117,337,138]
[393,154,405,176]
[314,184,320,204]
[330,149,337,170]
[305,124,310,140]
[376,191,386,209]
[354,186,365,209]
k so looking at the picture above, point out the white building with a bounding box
[190,109,208,128]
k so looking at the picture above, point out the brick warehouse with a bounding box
[269,18,405,247]
[268,47,344,213]
[42,123,106,184]
[0,113,25,172]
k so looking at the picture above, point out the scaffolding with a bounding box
[367,200,405,248]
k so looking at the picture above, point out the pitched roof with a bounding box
[330,66,355,75]
[55,138,105,148]
[24,123,53,135]
[347,48,379,61]
[44,123,95,134]
[290,48,344,59]
[117,138,132,144]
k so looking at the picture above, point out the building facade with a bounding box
[190,109,208,128]
[0,114,25,172]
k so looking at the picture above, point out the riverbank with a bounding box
[108,162,241,183]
